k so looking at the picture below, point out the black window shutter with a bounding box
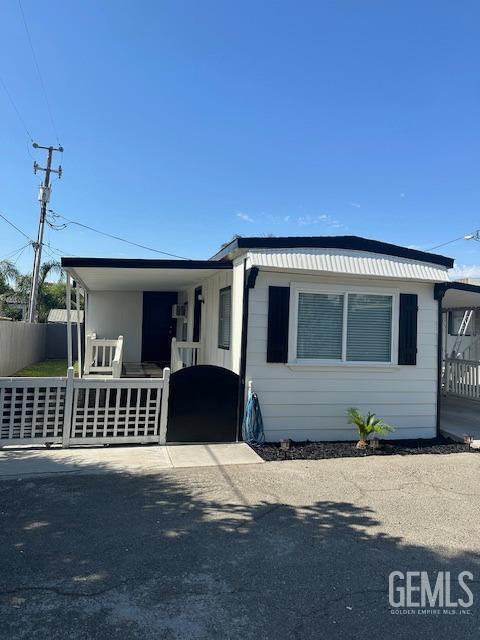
[398,293,418,365]
[267,286,290,363]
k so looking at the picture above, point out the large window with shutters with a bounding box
[218,286,232,349]
[290,285,397,364]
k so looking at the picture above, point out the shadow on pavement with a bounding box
[0,456,478,639]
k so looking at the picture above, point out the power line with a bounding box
[48,210,190,260]
[18,0,61,145]
[0,211,34,242]
[428,234,472,251]
[0,242,32,262]
[11,242,31,266]
[0,74,34,143]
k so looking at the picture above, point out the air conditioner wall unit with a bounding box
[172,303,187,320]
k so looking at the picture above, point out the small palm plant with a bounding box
[346,407,394,449]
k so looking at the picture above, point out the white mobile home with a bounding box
[60,235,480,444]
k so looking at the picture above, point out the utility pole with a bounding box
[28,142,63,323]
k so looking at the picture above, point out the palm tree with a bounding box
[10,260,65,322]
[0,260,20,295]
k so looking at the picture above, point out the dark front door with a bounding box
[167,365,239,442]
[142,292,177,365]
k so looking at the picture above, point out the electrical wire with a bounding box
[427,235,470,251]
[0,74,34,145]
[0,211,34,242]
[0,242,32,262]
[48,210,190,259]
[10,242,31,266]
[18,0,61,145]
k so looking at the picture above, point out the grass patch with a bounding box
[14,359,79,377]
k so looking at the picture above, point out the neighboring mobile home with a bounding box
[61,235,480,444]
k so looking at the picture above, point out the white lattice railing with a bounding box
[171,338,201,372]
[0,378,66,446]
[0,367,170,447]
[443,357,480,400]
[84,333,124,377]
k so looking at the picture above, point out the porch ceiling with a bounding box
[61,258,232,291]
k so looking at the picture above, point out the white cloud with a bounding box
[349,202,361,208]
[449,264,480,280]
[237,212,254,223]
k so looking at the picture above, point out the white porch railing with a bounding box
[84,333,124,377]
[171,337,201,372]
[443,357,480,400]
[0,367,170,447]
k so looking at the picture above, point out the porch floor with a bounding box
[122,362,166,378]
[440,396,480,443]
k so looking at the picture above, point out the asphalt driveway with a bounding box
[1,452,479,639]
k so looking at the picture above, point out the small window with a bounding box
[218,286,231,349]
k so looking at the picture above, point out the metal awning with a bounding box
[60,258,233,292]
[435,282,480,310]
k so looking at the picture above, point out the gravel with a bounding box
[251,435,479,461]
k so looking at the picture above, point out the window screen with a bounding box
[296,292,344,359]
[218,286,231,349]
[346,294,392,362]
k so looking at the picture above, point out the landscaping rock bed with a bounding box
[251,436,478,461]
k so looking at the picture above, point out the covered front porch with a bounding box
[437,282,480,445]
[61,257,235,379]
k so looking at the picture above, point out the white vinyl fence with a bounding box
[0,367,170,447]
[0,321,46,376]
[443,357,480,400]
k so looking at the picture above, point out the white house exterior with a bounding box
[59,235,480,444]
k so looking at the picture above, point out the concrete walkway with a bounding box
[0,443,262,478]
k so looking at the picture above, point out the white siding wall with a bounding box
[246,270,438,441]
[86,291,143,362]
[195,270,234,369]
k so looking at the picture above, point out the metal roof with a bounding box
[210,235,454,268]
[245,248,450,282]
[47,309,84,323]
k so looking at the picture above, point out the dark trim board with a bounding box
[210,235,454,268]
[436,299,442,438]
[434,281,480,299]
[62,257,233,270]
[237,264,259,439]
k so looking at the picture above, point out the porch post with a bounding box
[75,286,82,378]
[62,366,74,448]
[66,273,73,369]
[159,367,170,445]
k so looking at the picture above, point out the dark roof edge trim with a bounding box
[210,236,454,269]
[61,258,233,270]
[434,281,480,300]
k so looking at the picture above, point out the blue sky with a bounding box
[1,0,480,275]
